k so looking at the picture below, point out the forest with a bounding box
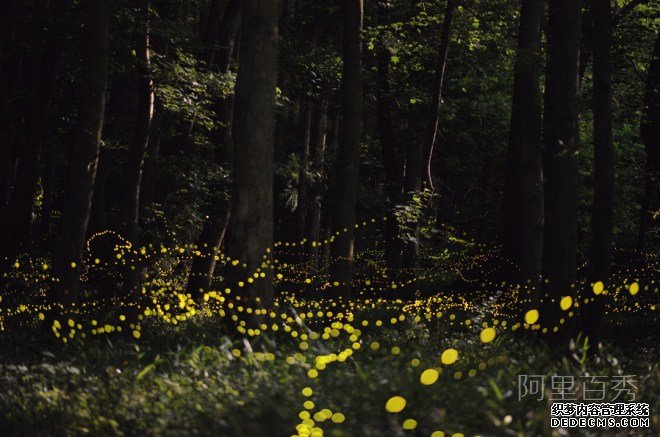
[0,0,658,435]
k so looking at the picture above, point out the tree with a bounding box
[421,0,455,191]
[502,0,544,286]
[375,2,403,280]
[186,0,241,296]
[541,0,583,331]
[402,0,455,277]
[53,0,111,301]
[0,0,66,269]
[121,0,155,293]
[329,0,363,298]
[637,34,659,249]
[305,99,329,272]
[226,0,278,305]
[122,0,154,246]
[580,0,615,342]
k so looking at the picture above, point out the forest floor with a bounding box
[0,284,658,436]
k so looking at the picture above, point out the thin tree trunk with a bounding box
[329,0,363,298]
[122,0,154,246]
[306,99,328,271]
[502,0,544,285]
[541,0,582,333]
[54,0,111,302]
[186,0,240,296]
[121,0,154,294]
[421,0,455,190]
[140,98,163,211]
[297,97,313,244]
[321,112,340,272]
[186,201,230,294]
[375,7,403,280]
[581,0,614,344]
[637,35,660,249]
[226,0,278,305]
[0,16,63,265]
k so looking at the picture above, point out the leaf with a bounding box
[488,378,503,401]
[136,363,155,380]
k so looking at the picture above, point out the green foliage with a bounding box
[0,315,657,436]
[153,49,234,134]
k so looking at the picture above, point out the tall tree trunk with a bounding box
[329,0,363,298]
[502,0,544,285]
[375,8,403,280]
[637,35,660,249]
[0,12,64,265]
[306,99,328,271]
[297,97,313,244]
[186,0,240,296]
[226,0,278,305]
[140,98,163,212]
[202,0,230,47]
[121,0,154,294]
[122,0,154,246]
[209,0,241,70]
[581,0,614,344]
[321,112,341,272]
[541,0,582,333]
[421,0,455,190]
[402,137,422,278]
[54,0,110,302]
[186,200,230,294]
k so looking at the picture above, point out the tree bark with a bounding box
[186,200,230,294]
[122,0,154,246]
[637,35,660,249]
[0,6,64,266]
[186,0,240,296]
[375,9,403,280]
[226,0,278,305]
[421,0,455,190]
[329,0,363,298]
[54,0,111,301]
[541,0,582,332]
[306,99,328,272]
[297,97,313,244]
[502,0,544,285]
[120,0,154,294]
[581,0,615,344]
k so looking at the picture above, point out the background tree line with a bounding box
[0,0,657,338]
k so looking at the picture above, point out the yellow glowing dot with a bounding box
[593,281,604,295]
[420,368,439,385]
[132,330,141,339]
[480,327,496,343]
[307,369,318,379]
[431,432,445,437]
[440,348,458,365]
[302,387,313,397]
[385,396,406,413]
[524,309,539,325]
[38,313,45,321]
[629,282,639,295]
[560,296,573,311]
[70,262,77,268]
[402,419,417,430]
[330,413,345,423]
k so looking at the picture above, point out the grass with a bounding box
[1,305,658,436]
